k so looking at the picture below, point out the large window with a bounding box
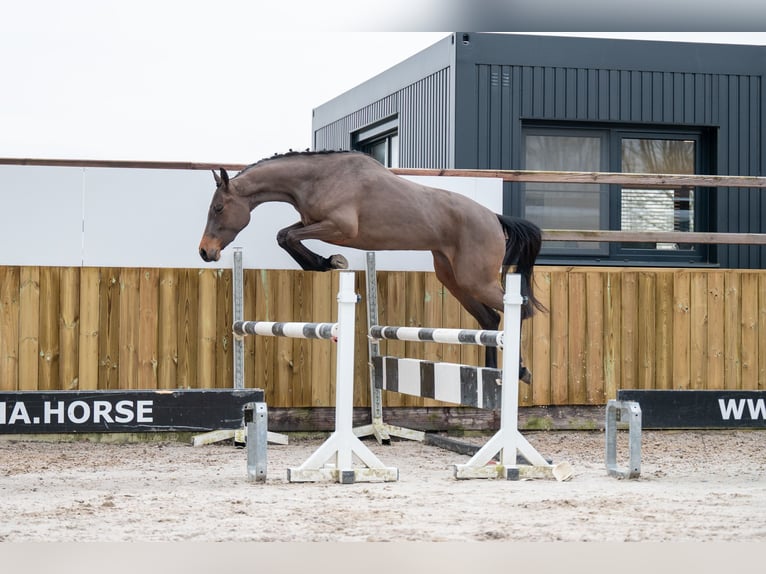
[522,125,710,264]
[353,117,399,168]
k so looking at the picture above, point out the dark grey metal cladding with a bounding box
[313,67,453,169]
[312,33,766,268]
[454,33,765,269]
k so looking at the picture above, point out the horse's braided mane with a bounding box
[237,149,362,176]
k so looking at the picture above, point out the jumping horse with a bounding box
[198,150,545,380]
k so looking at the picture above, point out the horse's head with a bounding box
[198,168,251,262]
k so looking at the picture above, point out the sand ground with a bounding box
[2,430,765,542]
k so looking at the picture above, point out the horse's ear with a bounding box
[212,168,230,188]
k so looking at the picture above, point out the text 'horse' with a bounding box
[198,151,544,377]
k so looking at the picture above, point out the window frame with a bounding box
[353,117,400,168]
[520,122,713,265]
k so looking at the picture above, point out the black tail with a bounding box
[496,214,547,319]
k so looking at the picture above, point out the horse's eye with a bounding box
[213,204,224,214]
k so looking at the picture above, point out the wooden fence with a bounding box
[2,265,766,407]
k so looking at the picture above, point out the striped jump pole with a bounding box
[234,271,397,484]
[370,273,572,482]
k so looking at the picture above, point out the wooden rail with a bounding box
[392,168,766,246]
[392,168,766,189]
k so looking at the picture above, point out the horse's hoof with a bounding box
[329,254,349,269]
[519,366,533,385]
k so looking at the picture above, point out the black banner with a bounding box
[617,390,766,429]
[0,389,264,434]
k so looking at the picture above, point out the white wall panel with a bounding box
[1,164,503,272]
[0,166,84,266]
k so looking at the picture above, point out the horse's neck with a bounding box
[235,164,302,210]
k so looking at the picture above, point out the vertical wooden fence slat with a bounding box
[549,270,569,405]
[760,274,766,390]
[637,272,656,390]
[292,271,312,406]
[138,269,160,389]
[38,267,60,390]
[567,272,586,404]
[441,279,463,365]
[603,271,621,400]
[672,271,691,390]
[18,267,39,390]
[404,272,425,405]
[0,267,19,390]
[176,269,199,389]
[724,272,741,390]
[531,269,551,406]
[706,272,725,389]
[621,271,638,390]
[118,268,140,390]
[197,268,218,389]
[381,271,407,407]
[99,268,121,389]
[215,268,233,389]
[273,269,294,407]
[421,273,445,407]
[585,271,605,404]
[689,272,708,390]
[59,267,79,390]
[519,297,533,408]
[157,268,178,389]
[423,273,444,364]
[458,298,480,368]
[310,271,332,406]
[254,270,274,400]
[242,269,257,390]
[655,272,674,390]
[740,272,759,390]
[78,268,100,390]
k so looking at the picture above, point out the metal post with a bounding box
[232,247,245,391]
[605,400,642,479]
[247,402,268,482]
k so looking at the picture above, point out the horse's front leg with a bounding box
[276,222,349,271]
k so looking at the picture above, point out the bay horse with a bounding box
[198,150,544,379]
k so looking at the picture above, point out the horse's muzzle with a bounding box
[199,246,220,262]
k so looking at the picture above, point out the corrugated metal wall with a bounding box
[313,68,452,169]
[463,62,763,268]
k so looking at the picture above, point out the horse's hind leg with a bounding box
[433,252,532,382]
[433,252,501,368]
[276,222,348,271]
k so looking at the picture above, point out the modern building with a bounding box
[312,33,765,268]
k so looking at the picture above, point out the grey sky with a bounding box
[1,1,763,165]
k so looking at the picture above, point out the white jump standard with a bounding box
[370,273,572,481]
[233,271,398,484]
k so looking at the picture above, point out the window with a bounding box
[524,130,608,256]
[619,137,696,252]
[353,117,399,168]
[522,125,711,264]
